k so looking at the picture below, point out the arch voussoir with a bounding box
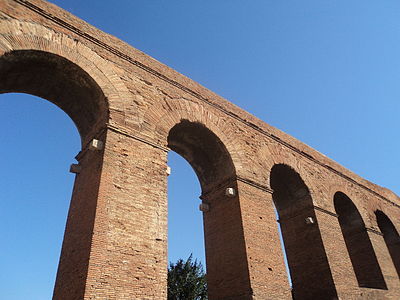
[0,18,132,128]
[145,98,246,175]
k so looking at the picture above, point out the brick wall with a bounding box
[1,0,400,299]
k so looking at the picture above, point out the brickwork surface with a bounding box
[1,0,400,299]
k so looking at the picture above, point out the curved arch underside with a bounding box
[334,192,387,290]
[376,210,400,279]
[0,50,108,142]
[271,164,337,300]
[167,120,236,193]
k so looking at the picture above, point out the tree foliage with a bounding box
[167,254,208,300]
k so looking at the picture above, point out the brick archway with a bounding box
[270,163,338,299]
[375,210,400,279]
[0,17,133,300]
[145,98,246,174]
[2,1,400,299]
[0,18,133,143]
[144,101,256,299]
[334,192,387,290]
[0,49,108,142]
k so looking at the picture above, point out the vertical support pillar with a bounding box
[278,206,337,299]
[201,179,253,300]
[236,179,292,299]
[367,230,400,297]
[53,129,107,300]
[314,207,359,299]
[53,129,169,300]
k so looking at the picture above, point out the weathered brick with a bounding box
[1,0,399,299]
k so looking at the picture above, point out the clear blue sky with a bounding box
[1,1,399,299]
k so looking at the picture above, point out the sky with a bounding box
[1,1,400,299]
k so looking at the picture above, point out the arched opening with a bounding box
[0,93,80,299]
[167,151,205,266]
[270,164,337,299]
[375,210,400,279]
[168,120,235,192]
[0,50,108,143]
[0,50,109,299]
[167,120,249,299]
[334,192,387,289]
[167,151,206,298]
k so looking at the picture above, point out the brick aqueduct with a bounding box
[1,1,400,299]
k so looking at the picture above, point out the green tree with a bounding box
[168,254,208,300]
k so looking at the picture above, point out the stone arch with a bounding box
[262,144,319,198]
[327,184,368,215]
[167,119,236,193]
[375,210,400,279]
[334,191,387,289]
[0,18,131,144]
[145,98,245,178]
[270,163,337,299]
[0,49,108,142]
[0,18,134,299]
[146,99,256,299]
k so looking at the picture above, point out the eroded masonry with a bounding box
[1,0,399,299]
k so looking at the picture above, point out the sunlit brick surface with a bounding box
[1,0,400,299]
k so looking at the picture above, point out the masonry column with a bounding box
[236,178,292,300]
[53,128,169,300]
[53,128,109,300]
[367,229,400,297]
[201,178,253,300]
[314,206,359,299]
